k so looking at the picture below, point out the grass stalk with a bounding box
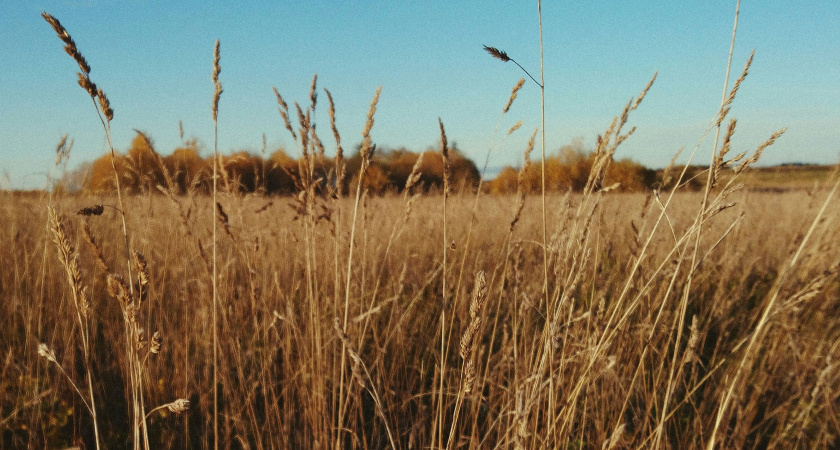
[653,2,742,445]
[437,118,450,450]
[211,38,223,450]
[336,87,381,448]
[45,209,101,450]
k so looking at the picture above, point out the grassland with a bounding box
[727,164,838,191]
[3,7,839,449]
[1,182,839,448]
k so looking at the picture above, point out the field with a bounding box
[3,8,840,450]
[2,181,839,448]
[727,165,837,191]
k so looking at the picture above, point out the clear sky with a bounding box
[1,1,839,189]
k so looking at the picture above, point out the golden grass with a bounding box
[2,186,839,448]
[6,8,838,449]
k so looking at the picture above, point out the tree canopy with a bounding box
[81,131,659,196]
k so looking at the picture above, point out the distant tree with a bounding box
[266,148,298,195]
[489,166,519,195]
[607,158,657,191]
[349,164,391,195]
[77,132,490,197]
[449,148,481,192]
[86,151,130,193]
[165,140,208,194]
[544,139,592,191]
[124,132,166,193]
[220,151,261,193]
[381,147,417,189]
[339,144,478,194]
[489,139,656,195]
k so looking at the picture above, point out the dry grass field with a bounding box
[2,184,839,449]
[3,8,840,450]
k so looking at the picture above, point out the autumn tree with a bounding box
[266,148,303,194]
[489,166,519,195]
[350,145,481,194]
[123,132,168,193]
[489,139,656,194]
[80,132,489,197]
[164,139,209,194]
[86,151,130,193]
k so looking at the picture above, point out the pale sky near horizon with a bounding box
[1,1,839,189]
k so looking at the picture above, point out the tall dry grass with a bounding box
[3,183,840,448]
[6,178,840,448]
[1,6,839,450]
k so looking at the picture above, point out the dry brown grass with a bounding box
[2,185,839,448]
[5,8,839,450]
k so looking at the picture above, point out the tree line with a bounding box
[77,132,664,196]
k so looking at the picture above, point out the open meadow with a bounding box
[2,185,839,448]
[2,4,840,449]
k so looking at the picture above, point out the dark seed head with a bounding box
[76,205,104,216]
[483,45,511,62]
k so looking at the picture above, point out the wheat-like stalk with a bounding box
[105,271,146,449]
[133,250,149,303]
[446,271,487,449]
[332,319,397,449]
[510,129,537,232]
[483,37,549,314]
[336,86,382,449]
[42,12,131,292]
[436,117,450,450]
[47,207,101,449]
[273,88,298,141]
[325,88,345,197]
[37,343,94,414]
[210,38,222,450]
[81,219,110,274]
[143,398,190,422]
[483,45,541,88]
[504,78,526,114]
[401,152,425,223]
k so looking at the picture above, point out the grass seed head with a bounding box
[483,45,511,62]
[97,87,113,121]
[107,273,132,306]
[166,398,190,413]
[439,118,450,195]
[38,343,57,363]
[150,331,162,354]
[504,78,526,114]
[42,12,91,75]
[76,204,104,216]
[360,87,382,164]
[212,39,223,121]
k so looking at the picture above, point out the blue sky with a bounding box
[1,1,839,189]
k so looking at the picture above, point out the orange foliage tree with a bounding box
[124,132,167,193]
[348,145,481,194]
[164,139,209,194]
[86,151,130,194]
[82,132,657,197]
[489,139,656,194]
[86,131,170,194]
[265,148,299,195]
